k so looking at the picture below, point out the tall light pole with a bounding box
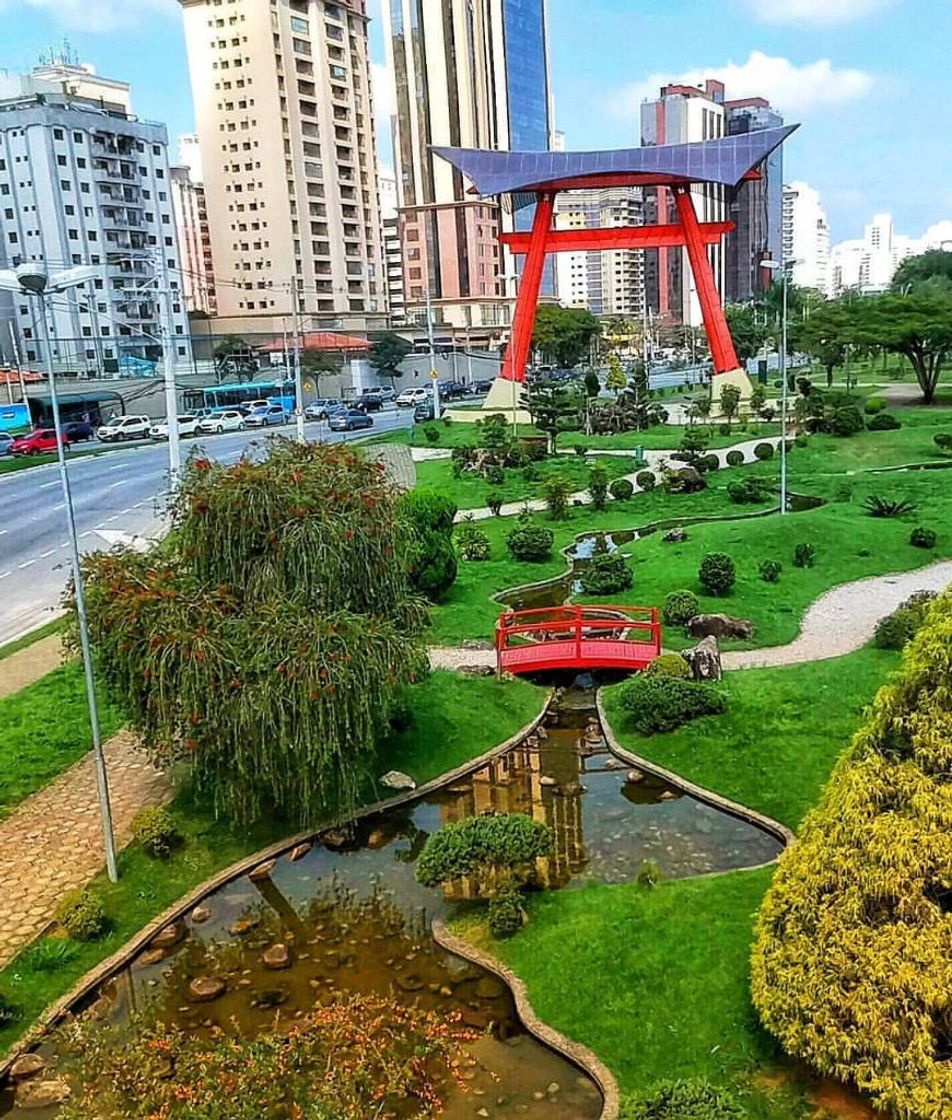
[763,259,790,516]
[0,263,118,881]
[424,280,440,420]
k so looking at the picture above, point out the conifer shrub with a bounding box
[758,559,783,583]
[662,589,699,626]
[752,590,952,1119]
[793,542,816,568]
[645,653,691,679]
[725,449,744,467]
[728,478,772,505]
[910,526,937,549]
[636,470,656,491]
[867,411,901,431]
[505,520,554,563]
[615,675,726,734]
[698,552,735,595]
[131,807,182,859]
[455,521,491,562]
[609,478,634,501]
[587,463,610,510]
[579,552,633,595]
[56,888,108,941]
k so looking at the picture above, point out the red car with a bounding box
[9,428,67,456]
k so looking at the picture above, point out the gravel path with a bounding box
[722,560,952,670]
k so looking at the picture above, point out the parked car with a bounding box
[468,379,494,395]
[0,433,14,455]
[245,404,289,428]
[362,385,396,402]
[437,380,467,400]
[244,399,272,411]
[97,415,152,442]
[150,415,201,439]
[413,402,436,423]
[9,428,66,455]
[328,409,374,432]
[304,398,344,421]
[395,386,430,407]
[351,394,384,412]
[61,420,95,443]
[196,410,247,434]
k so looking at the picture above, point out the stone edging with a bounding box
[595,690,794,854]
[0,696,552,1078]
[432,920,621,1120]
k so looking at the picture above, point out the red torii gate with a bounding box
[434,126,798,395]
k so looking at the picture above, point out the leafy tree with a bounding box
[532,305,602,368]
[74,441,427,828]
[891,248,952,292]
[606,352,627,394]
[213,335,257,381]
[583,367,601,397]
[368,332,412,383]
[844,282,952,403]
[677,426,709,467]
[794,300,849,388]
[299,348,340,397]
[525,376,584,452]
[719,383,741,423]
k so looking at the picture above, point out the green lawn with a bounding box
[0,671,545,1056]
[0,662,124,818]
[457,647,897,1117]
[0,446,106,475]
[417,452,637,511]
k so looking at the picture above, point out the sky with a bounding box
[0,0,948,245]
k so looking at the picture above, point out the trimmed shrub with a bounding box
[910,526,937,549]
[506,522,554,563]
[752,591,952,1119]
[663,589,700,626]
[759,559,782,583]
[56,888,108,941]
[753,441,775,461]
[542,476,571,520]
[725,449,744,467]
[574,443,587,457]
[415,813,553,889]
[0,991,20,1027]
[718,423,732,436]
[646,653,691,679]
[867,412,901,431]
[794,432,810,449]
[698,454,720,473]
[131,806,182,859]
[455,522,491,562]
[864,395,886,414]
[634,860,665,889]
[873,607,919,650]
[487,495,503,516]
[401,491,459,600]
[621,1079,743,1120]
[485,464,505,486]
[580,552,633,595]
[615,675,727,734]
[727,478,772,505]
[830,404,866,437]
[609,477,634,501]
[587,464,609,510]
[521,463,540,483]
[636,469,656,491]
[933,432,952,454]
[423,426,440,444]
[487,882,524,939]
[698,552,735,596]
[793,542,816,568]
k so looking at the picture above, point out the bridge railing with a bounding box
[495,604,662,672]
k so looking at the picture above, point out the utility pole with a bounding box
[780,266,788,515]
[425,279,440,420]
[158,282,181,482]
[291,278,306,442]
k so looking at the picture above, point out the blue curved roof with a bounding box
[433,125,798,197]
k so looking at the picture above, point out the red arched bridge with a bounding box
[495,605,662,676]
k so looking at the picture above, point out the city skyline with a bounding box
[0,0,948,246]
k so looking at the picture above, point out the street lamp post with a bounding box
[424,281,440,420]
[762,259,790,516]
[0,263,118,881]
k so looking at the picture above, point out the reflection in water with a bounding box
[2,685,782,1119]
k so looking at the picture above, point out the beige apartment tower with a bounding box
[179,0,385,329]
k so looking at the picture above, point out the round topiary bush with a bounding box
[727,478,772,505]
[636,469,656,491]
[621,1079,744,1120]
[615,675,727,734]
[455,522,492,561]
[579,552,633,595]
[698,552,735,596]
[646,653,691,679]
[505,522,554,562]
[663,589,700,626]
[794,432,810,449]
[699,454,720,473]
[485,464,505,486]
[793,542,816,568]
[759,559,782,583]
[609,477,634,501]
[56,888,108,941]
[864,395,886,414]
[753,441,775,461]
[725,449,744,467]
[933,432,952,455]
[131,806,182,859]
[867,412,901,431]
[910,526,937,549]
[718,423,732,436]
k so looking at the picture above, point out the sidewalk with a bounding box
[0,634,66,700]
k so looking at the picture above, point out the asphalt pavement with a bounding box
[0,410,413,646]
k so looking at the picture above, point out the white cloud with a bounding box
[0,0,177,32]
[371,62,396,126]
[612,51,875,119]
[747,0,894,25]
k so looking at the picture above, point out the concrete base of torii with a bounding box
[710,367,755,416]
[445,376,534,425]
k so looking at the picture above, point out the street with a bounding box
[0,410,412,645]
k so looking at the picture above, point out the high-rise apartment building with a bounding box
[384,0,553,333]
[782,180,830,294]
[830,214,952,295]
[179,0,385,330]
[554,188,644,317]
[0,62,191,374]
[171,135,217,316]
[640,79,783,322]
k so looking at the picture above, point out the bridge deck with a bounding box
[499,638,659,674]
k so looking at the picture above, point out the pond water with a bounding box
[1,684,782,1119]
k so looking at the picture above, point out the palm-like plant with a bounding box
[862,495,918,518]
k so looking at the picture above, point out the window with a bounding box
[290,15,308,32]
[53,128,64,140]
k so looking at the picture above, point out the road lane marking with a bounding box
[108,480,128,489]
[40,548,56,558]
[18,559,35,569]
[106,515,119,522]
[40,480,59,489]
[0,571,10,580]
[108,464,126,471]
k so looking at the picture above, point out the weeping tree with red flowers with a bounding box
[73,440,428,827]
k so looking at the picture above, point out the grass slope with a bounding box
[0,671,544,1055]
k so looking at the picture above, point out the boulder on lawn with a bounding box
[380,770,416,792]
[662,527,688,543]
[681,635,723,681]
[686,613,754,641]
[665,466,706,494]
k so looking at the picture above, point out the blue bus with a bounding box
[183,379,296,415]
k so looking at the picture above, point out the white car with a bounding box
[395,386,430,407]
[196,410,247,434]
[97,414,152,442]
[150,415,201,440]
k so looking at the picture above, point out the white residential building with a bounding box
[782,180,830,294]
[0,62,191,375]
[828,212,950,295]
